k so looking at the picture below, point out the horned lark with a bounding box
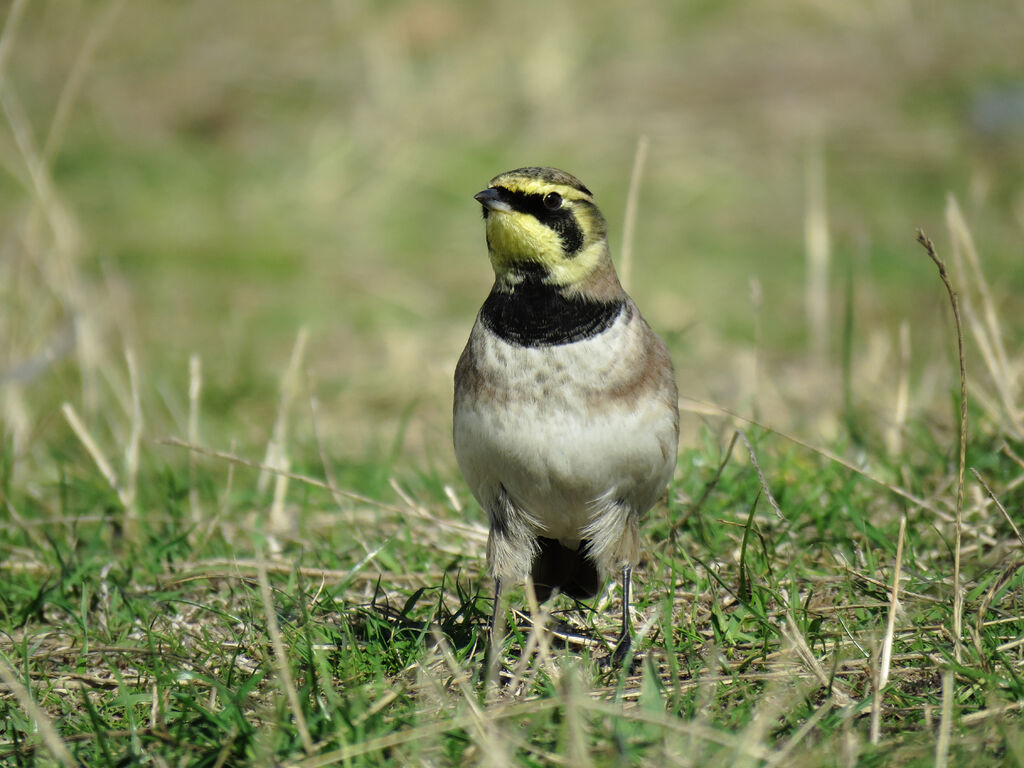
[454,167,679,663]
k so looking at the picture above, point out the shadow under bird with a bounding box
[453,167,679,665]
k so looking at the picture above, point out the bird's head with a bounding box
[474,167,619,296]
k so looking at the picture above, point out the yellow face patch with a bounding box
[480,173,608,288]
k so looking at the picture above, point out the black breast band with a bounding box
[479,279,626,347]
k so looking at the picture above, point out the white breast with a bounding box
[454,304,678,548]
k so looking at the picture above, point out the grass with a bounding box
[2,0,1024,765]
[4,413,1024,765]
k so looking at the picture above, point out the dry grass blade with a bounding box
[255,547,314,755]
[188,353,202,524]
[62,402,130,509]
[804,141,830,359]
[268,454,292,535]
[731,682,788,768]
[0,489,49,554]
[969,467,1024,547]
[946,195,1023,440]
[961,700,1024,724]
[430,627,512,768]
[388,476,488,541]
[780,614,854,707]
[165,437,488,547]
[878,516,906,691]
[840,567,942,604]
[259,327,308,493]
[972,560,1024,662]
[166,555,386,587]
[562,667,592,768]
[578,698,774,760]
[0,0,30,80]
[161,437,401,512]
[935,669,954,768]
[916,229,967,664]
[508,577,556,696]
[0,654,76,767]
[618,134,649,293]
[945,197,1008,374]
[750,276,763,415]
[887,321,911,456]
[41,0,126,165]
[309,392,358,523]
[738,429,784,519]
[765,699,832,768]
[1,57,78,257]
[351,689,400,728]
[872,515,906,745]
[263,330,309,534]
[286,700,561,767]
[123,347,142,522]
[1002,441,1024,471]
[486,585,508,696]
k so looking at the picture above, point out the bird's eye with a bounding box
[543,192,563,210]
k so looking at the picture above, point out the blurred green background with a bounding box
[2,0,1023,466]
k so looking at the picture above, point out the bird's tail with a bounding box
[531,537,601,602]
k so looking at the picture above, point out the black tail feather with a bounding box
[531,537,601,602]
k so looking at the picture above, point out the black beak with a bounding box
[474,188,501,205]
[474,188,511,217]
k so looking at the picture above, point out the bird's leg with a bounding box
[485,578,506,688]
[612,566,633,665]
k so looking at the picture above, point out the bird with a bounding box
[453,166,679,665]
